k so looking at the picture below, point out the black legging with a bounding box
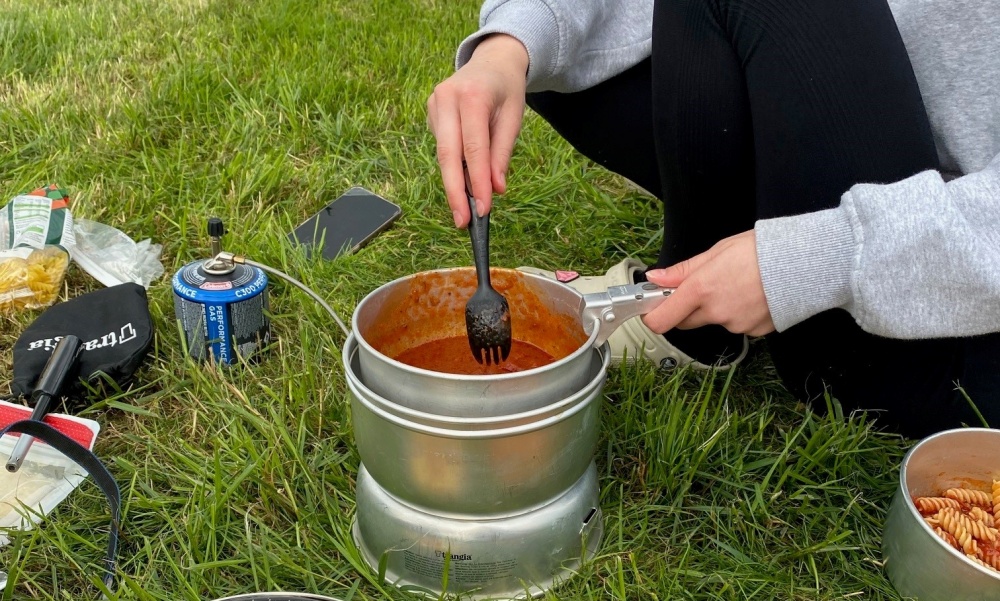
[526,0,1000,437]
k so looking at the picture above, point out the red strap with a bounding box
[0,401,97,449]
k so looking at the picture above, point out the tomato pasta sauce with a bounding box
[364,269,588,376]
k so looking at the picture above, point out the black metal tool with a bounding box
[6,334,83,473]
[462,163,512,365]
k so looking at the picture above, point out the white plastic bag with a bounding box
[71,218,164,288]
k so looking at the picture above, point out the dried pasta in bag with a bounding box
[0,247,70,310]
[0,185,74,311]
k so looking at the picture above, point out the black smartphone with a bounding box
[288,187,402,260]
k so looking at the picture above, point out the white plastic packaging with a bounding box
[70,218,164,288]
[0,406,101,548]
[0,402,102,593]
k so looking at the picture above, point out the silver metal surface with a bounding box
[353,462,603,600]
[580,282,673,347]
[202,251,238,276]
[352,268,601,418]
[883,428,1000,600]
[344,335,609,430]
[6,435,32,473]
[211,594,345,601]
[347,346,605,515]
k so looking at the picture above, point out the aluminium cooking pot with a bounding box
[346,334,608,515]
[882,428,1000,600]
[344,334,610,430]
[351,267,670,418]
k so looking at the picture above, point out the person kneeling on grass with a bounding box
[426,0,1000,438]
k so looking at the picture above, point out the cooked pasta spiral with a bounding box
[933,526,960,550]
[915,496,960,514]
[937,507,981,555]
[968,555,995,570]
[970,506,996,528]
[982,547,1000,571]
[993,480,1000,523]
[939,507,996,543]
[945,488,994,509]
[915,482,1000,573]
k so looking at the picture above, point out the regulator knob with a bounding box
[207,217,226,238]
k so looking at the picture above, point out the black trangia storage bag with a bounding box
[10,282,153,401]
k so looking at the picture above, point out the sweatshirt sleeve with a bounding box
[454,0,653,93]
[756,152,1000,339]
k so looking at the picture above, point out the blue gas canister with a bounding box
[172,219,270,364]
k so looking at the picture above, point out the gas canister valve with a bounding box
[202,217,237,275]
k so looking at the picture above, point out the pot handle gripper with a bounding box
[580,283,674,348]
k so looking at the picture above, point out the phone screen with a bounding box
[288,187,402,260]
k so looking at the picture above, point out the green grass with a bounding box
[0,0,916,599]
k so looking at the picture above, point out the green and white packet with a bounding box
[1,194,76,259]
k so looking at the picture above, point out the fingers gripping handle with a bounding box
[581,283,675,347]
[464,163,492,288]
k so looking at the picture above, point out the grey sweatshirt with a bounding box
[456,0,1000,339]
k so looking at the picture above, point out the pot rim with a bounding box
[347,359,605,440]
[343,333,610,427]
[211,594,345,601]
[350,267,601,381]
[897,427,1000,581]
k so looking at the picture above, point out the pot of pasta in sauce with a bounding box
[351,267,602,418]
[882,428,1000,601]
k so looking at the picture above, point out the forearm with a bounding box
[757,153,1000,339]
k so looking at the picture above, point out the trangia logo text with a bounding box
[27,324,139,352]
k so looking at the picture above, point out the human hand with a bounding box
[427,34,529,227]
[641,230,776,337]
